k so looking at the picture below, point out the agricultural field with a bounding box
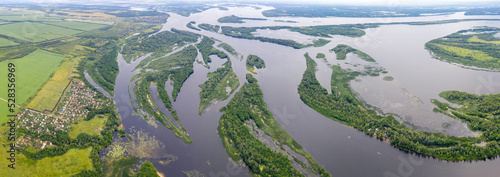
[27,44,91,112]
[41,21,109,31]
[0,49,64,123]
[68,114,109,139]
[0,22,81,42]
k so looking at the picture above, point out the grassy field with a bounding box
[0,49,65,123]
[26,45,88,111]
[0,22,81,42]
[0,37,18,47]
[430,43,496,61]
[0,125,93,176]
[468,35,500,44]
[42,21,109,31]
[69,115,109,139]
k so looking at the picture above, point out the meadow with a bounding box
[0,22,81,42]
[0,49,64,123]
[429,43,496,61]
[69,114,109,139]
[0,37,18,47]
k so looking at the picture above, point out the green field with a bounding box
[0,49,65,123]
[42,21,108,31]
[0,37,18,47]
[69,114,109,139]
[0,22,81,42]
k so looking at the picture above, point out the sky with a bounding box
[2,0,499,6]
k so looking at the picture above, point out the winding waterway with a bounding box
[87,4,500,177]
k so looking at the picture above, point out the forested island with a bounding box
[298,53,500,161]
[196,37,228,66]
[425,27,500,70]
[331,44,375,62]
[217,15,266,23]
[246,54,266,74]
[198,61,239,114]
[218,75,330,176]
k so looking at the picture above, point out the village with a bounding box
[14,80,112,151]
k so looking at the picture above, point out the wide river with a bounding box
[89,4,500,177]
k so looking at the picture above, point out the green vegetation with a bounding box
[199,61,240,114]
[69,114,109,139]
[155,4,227,17]
[331,44,375,62]
[0,22,81,42]
[433,91,500,141]
[135,161,160,177]
[246,73,258,83]
[145,45,198,100]
[312,38,331,47]
[425,27,500,70]
[196,36,228,65]
[186,21,201,31]
[133,45,199,143]
[246,54,266,74]
[298,53,500,161]
[0,143,94,177]
[102,155,139,177]
[27,42,88,111]
[0,49,65,123]
[127,28,199,65]
[262,5,462,18]
[133,74,192,144]
[218,25,368,49]
[0,37,18,47]
[88,44,118,95]
[218,81,330,176]
[217,15,266,23]
[41,21,108,31]
[316,53,326,59]
[198,23,220,32]
[217,43,238,56]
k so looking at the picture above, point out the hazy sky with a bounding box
[2,0,499,6]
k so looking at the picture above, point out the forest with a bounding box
[246,54,266,69]
[133,72,192,144]
[218,79,330,176]
[198,61,239,114]
[124,28,199,64]
[433,91,500,141]
[331,44,375,62]
[298,53,500,161]
[186,21,201,31]
[246,54,266,74]
[217,25,367,49]
[196,37,228,65]
[198,23,220,32]
[217,15,266,23]
[87,42,119,95]
[425,27,500,70]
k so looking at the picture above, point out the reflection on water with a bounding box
[102,4,500,177]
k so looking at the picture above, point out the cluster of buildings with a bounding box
[14,81,112,151]
[55,81,111,118]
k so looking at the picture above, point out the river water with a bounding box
[86,4,500,177]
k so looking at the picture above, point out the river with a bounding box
[86,4,500,177]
